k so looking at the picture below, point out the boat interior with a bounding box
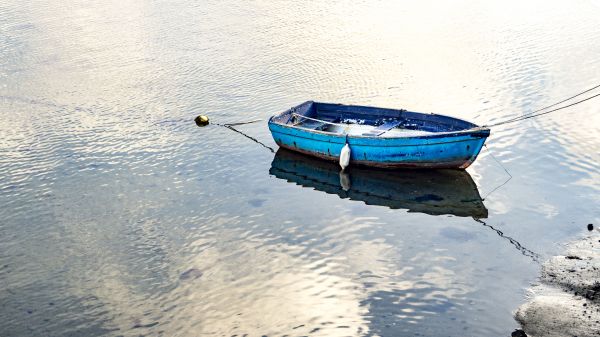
[271,101,479,137]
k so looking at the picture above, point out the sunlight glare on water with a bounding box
[1,0,599,336]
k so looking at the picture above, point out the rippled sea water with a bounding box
[1,1,600,336]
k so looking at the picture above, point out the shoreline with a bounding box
[515,230,600,337]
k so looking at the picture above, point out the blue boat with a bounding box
[268,101,490,169]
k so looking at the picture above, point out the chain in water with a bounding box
[475,219,540,263]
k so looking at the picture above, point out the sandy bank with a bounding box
[515,231,600,337]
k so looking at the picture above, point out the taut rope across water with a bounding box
[484,83,600,128]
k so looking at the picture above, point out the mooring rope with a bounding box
[208,120,275,153]
[222,119,263,127]
[481,144,513,201]
[201,83,600,133]
[485,84,600,128]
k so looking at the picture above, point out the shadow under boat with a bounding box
[269,149,488,219]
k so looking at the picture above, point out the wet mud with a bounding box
[515,231,600,337]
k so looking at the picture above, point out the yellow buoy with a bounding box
[195,115,209,126]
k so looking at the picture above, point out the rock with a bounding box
[511,328,527,337]
[515,232,600,337]
[540,235,600,294]
[515,289,600,337]
[588,224,594,231]
[179,268,203,281]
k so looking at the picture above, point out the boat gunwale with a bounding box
[268,101,489,140]
[268,117,490,141]
[270,126,487,148]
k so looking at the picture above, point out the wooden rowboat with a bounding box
[268,101,490,169]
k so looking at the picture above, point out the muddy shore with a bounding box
[515,230,600,337]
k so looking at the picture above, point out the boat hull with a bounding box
[268,122,489,169]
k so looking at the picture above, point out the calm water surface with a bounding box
[1,1,600,336]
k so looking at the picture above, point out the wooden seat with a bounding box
[292,114,337,131]
[299,120,328,130]
[362,120,403,136]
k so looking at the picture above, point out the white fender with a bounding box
[339,143,351,170]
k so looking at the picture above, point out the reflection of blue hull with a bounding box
[270,149,488,218]
[268,101,490,169]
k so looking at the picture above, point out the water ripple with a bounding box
[1,0,600,336]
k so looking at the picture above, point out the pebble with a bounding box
[511,329,527,337]
[179,268,203,281]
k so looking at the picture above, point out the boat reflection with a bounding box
[269,149,488,219]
